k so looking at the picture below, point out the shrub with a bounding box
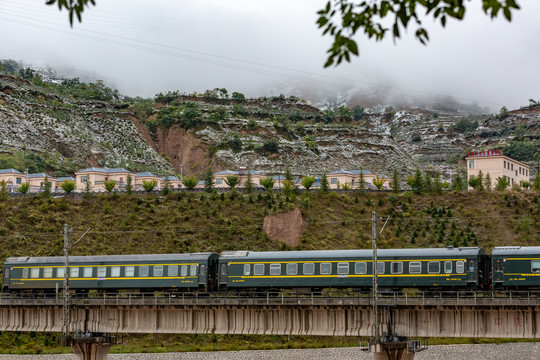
[301,176,316,190]
[182,176,198,190]
[224,175,240,189]
[262,139,279,153]
[411,133,421,142]
[372,175,384,190]
[260,177,275,191]
[41,176,52,198]
[104,180,116,194]
[503,141,538,162]
[142,180,157,194]
[232,92,245,101]
[60,180,76,194]
[451,118,479,133]
[495,176,510,191]
[0,180,7,201]
[125,175,133,195]
[18,182,30,194]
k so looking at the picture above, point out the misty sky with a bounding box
[0,0,539,110]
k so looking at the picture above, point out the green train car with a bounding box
[2,253,219,293]
[491,246,540,289]
[218,247,488,291]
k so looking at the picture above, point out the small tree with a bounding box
[432,172,443,194]
[468,176,482,190]
[301,176,316,190]
[0,180,7,201]
[125,175,133,195]
[358,169,366,192]
[452,173,464,192]
[391,169,400,193]
[484,173,493,191]
[61,180,76,194]
[372,175,384,190]
[18,182,30,194]
[142,179,157,194]
[476,170,485,191]
[104,180,116,194]
[42,176,52,197]
[182,176,198,190]
[533,171,540,191]
[202,168,215,193]
[260,177,275,192]
[320,173,329,193]
[224,175,240,189]
[424,172,432,193]
[495,176,510,191]
[84,177,93,195]
[161,177,171,195]
[284,167,293,181]
[244,171,254,194]
[406,169,424,194]
[520,180,531,190]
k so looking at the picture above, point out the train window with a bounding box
[444,261,452,274]
[154,266,163,277]
[270,264,281,275]
[70,267,79,278]
[221,264,227,275]
[320,263,331,275]
[303,263,315,275]
[337,262,349,275]
[4,268,8,279]
[355,262,367,274]
[200,265,206,276]
[83,267,93,278]
[286,263,298,276]
[57,267,65,278]
[44,268,53,278]
[409,262,421,274]
[377,262,385,275]
[428,262,440,274]
[532,261,540,273]
[111,266,121,277]
[181,265,188,276]
[168,265,178,277]
[125,266,135,277]
[139,266,149,277]
[494,260,502,272]
[391,262,403,274]
[23,268,29,278]
[456,261,465,274]
[190,265,197,276]
[97,267,106,278]
[254,264,264,276]
[30,268,40,278]
[243,264,251,276]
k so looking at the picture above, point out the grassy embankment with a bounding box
[0,190,539,353]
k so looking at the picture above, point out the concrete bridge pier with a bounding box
[60,334,116,360]
[369,340,416,360]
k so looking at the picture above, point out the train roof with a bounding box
[4,253,218,265]
[220,247,484,260]
[491,246,540,256]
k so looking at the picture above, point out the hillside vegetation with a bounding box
[1,191,539,268]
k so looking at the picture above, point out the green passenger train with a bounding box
[2,246,540,293]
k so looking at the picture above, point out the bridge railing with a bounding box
[1,291,539,307]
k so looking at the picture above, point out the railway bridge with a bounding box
[1,291,539,341]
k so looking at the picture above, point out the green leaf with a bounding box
[503,7,511,21]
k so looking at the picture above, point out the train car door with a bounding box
[493,258,504,285]
[467,259,477,284]
[219,263,228,286]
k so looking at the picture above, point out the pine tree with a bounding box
[320,173,329,192]
[391,168,400,193]
[203,168,215,193]
[244,171,254,194]
[484,172,492,191]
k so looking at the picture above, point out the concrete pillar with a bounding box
[370,342,416,360]
[61,335,115,360]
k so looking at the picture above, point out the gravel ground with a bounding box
[0,343,539,360]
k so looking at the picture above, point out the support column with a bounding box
[61,334,116,360]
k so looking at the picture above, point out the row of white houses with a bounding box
[0,167,391,193]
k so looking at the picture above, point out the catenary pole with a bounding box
[372,211,379,340]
